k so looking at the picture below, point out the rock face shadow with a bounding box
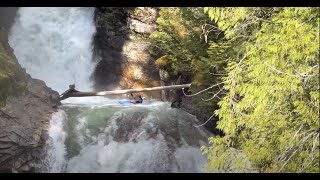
[0,7,19,31]
[92,7,161,99]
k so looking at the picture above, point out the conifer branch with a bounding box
[263,61,317,78]
[278,132,316,172]
[299,133,319,172]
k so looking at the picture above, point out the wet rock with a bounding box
[0,27,60,172]
[171,99,182,109]
[93,7,161,99]
[0,77,60,173]
[162,73,223,135]
[0,7,19,31]
[128,19,155,34]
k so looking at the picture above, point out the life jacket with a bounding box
[135,97,143,103]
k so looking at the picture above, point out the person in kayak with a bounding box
[130,93,143,104]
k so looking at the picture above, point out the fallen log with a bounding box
[60,83,192,100]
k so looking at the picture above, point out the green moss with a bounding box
[0,37,26,107]
[155,55,169,67]
[132,34,149,43]
[130,8,142,20]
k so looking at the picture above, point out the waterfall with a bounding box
[8,7,211,173]
[9,7,96,94]
[8,7,97,172]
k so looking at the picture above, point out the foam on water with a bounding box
[9,7,212,173]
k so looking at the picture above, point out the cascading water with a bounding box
[9,7,96,94]
[60,102,211,173]
[9,7,212,173]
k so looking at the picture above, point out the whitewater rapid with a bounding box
[47,102,211,173]
[9,7,211,173]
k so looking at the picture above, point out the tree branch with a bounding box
[60,83,192,100]
[299,133,319,172]
[182,81,228,97]
[201,88,224,102]
[263,61,319,78]
[277,124,304,161]
[192,113,215,128]
[278,131,316,172]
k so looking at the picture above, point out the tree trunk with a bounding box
[60,83,191,100]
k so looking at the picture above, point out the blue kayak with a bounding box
[119,100,134,105]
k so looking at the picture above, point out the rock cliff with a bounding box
[0,11,60,172]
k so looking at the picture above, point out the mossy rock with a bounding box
[0,31,26,107]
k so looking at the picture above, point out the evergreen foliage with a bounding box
[150,7,319,172]
[149,7,213,78]
[203,7,319,172]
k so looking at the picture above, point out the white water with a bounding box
[9,7,96,94]
[45,110,68,173]
[61,103,210,173]
[8,7,211,173]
